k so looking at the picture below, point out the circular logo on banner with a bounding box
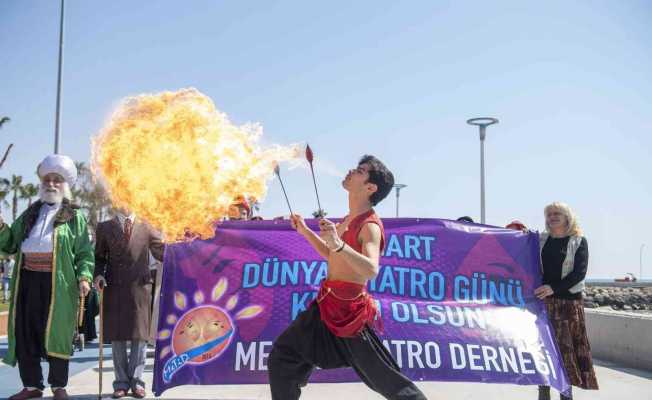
[158,279,265,383]
[172,306,234,364]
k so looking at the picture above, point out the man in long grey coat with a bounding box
[93,210,164,399]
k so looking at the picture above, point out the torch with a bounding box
[305,144,324,218]
[273,163,294,216]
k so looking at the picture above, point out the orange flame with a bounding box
[92,88,299,242]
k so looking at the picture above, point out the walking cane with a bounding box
[78,294,85,327]
[77,294,86,351]
[98,284,105,399]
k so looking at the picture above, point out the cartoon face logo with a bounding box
[158,278,265,383]
[172,306,234,364]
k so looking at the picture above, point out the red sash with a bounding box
[23,252,54,272]
[316,280,382,337]
[316,210,386,337]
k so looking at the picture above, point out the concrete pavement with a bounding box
[1,337,650,400]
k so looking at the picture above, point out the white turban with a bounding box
[37,154,77,187]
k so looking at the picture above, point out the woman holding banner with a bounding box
[534,202,598,400]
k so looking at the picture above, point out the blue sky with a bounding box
[1,1,651,278]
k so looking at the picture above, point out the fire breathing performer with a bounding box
[0,155,94,400]
[268,155,427,400]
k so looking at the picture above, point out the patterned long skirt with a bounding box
[545,297,599,390]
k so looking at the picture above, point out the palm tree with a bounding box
[74,161,111,228]
[20,183,39,207]
[0,117,12,170]
[0,178,10,213]
[72,161,89,207]
[9,175,23,221]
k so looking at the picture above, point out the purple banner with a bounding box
[153,218,570,396]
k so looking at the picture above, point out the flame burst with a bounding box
[92,88,299,242]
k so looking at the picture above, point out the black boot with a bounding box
[538,386,551,400]
[560,387,572,400]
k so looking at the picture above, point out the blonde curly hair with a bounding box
[544,202,582,237]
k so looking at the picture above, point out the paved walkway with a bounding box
[1,336,650,400]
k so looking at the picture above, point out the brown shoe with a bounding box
[112,389,128,399]
[8,388,43,400]
[132,387,146,399]
[52,388,68,400]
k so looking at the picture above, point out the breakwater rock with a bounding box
[584,285,652,311]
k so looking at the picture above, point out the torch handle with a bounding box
[275,171,294,215]
[309,163,323,217]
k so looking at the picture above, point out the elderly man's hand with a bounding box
[79,280,91,297]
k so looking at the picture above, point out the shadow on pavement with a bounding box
[91,365,154,373]
[58,396,255,400]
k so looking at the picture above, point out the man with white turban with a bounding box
[0,154,94,400]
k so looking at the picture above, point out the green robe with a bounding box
[0,200,94,365]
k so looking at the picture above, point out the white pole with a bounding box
[54,0,65,154]
[467,118,498,224]
[479,126,486,224]
[393,184,407,218]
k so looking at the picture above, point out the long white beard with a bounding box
[39,182,70,205]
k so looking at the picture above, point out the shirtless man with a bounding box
[268,155,426,400]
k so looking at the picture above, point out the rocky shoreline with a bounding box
[584,285,652,311]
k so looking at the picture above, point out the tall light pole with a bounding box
[641,244,645,279]
[466,117,499,224]
[54,0,65,154]
[393,184,407,218]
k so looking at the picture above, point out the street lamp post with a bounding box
[54,0,65,154]
[393,184,407,218]
[641,244,645,280]
[466,117,499,224]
